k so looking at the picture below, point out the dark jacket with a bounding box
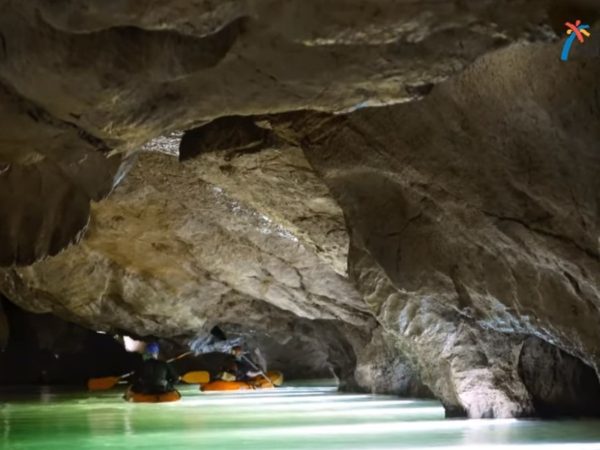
[131,359,179,394]
[223,355,257,381]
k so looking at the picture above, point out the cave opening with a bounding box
[518,337,600,418]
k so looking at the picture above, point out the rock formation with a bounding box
[266,42,600,417]
[0,146,386,389]
[0,0,599,418]
[0,0,560,264]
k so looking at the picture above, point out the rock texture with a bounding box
[0,0,563,265]
[354,327,432,397]
[0,82,129,265]
[0,147,384,383]
[2,150,370,332]
[267,42,600,417]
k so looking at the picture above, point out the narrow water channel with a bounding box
[2,384,600,449]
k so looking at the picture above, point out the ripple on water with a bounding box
[1,385,600,450]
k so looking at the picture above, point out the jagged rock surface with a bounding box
[268,43,600,417]
[0,0,562,265]
[2,150,371,331]
[0,148,384,382]
[354,327,432,397]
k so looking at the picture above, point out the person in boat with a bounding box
[129,342,179,394]
[221,345,263,381]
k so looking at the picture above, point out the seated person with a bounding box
[225,345,262,381]
[130,342,179,394]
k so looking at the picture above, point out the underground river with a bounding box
[2,384,600,449]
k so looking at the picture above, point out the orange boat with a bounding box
[124,387,181,403]
[200,371,283,392]
[201,380,255,391]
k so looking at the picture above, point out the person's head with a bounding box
[146,342,160,359]
[230,345,243,358]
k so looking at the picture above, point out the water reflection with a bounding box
[1,385,600,450]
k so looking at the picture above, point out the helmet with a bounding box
[146,342,160,355]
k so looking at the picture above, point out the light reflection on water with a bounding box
[1,384,600,449]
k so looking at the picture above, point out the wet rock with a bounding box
[268,42,600,417]
[348,244,533,418]
[354,328,432,397]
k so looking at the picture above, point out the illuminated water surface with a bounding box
[2,383,600,449]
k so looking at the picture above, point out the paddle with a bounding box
[242,355,274,386]
[180,371,210,384]
[88,373,134,391]
[88,351,195,391]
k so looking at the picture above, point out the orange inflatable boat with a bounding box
[201,380,255,391]
[200,371,283,392]
[124,387,181,403]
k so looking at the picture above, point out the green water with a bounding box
[2,384,600,449]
